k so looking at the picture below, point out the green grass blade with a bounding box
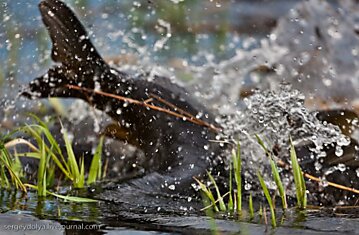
[16,152,41,159]
[28,115,68,171]
[194,178,219,212]
[87,136,104,185]
[228,163,234,212]
[0,149,26,192]
[0,159,10,188]
[256,134,287,210]
[290,137,307,209]
[232,143,242,212]
[207,171,226,211]
[270,158,287,209]
[258,203,263,218]
[62,128,81,187]
[78,156,85,188]
[48,192,98,203]
[257,171,276,228]
[48,98,66,116]
[46,164,56,188]
[12,153,23,178]
[300,169,307,208]
[37,139,47,197]
[25,184,98,203]
[22,125,72,180]
[249,193,254,219]
[0,144,9,188]
[255,134,269,153]
[29,114,60,153]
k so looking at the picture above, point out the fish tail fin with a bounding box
[22,0,110,99]
[39,0,106,70]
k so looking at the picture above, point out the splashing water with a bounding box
[215,84,351,191]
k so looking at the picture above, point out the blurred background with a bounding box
[0,0,358,123]
[0,0,299,86]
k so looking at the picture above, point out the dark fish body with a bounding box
[22,0,359,205]
[23,0,220,194]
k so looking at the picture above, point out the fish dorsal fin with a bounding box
[39,0,105,69]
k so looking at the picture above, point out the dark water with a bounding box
[1,190,359,235]
[1,0,359,234]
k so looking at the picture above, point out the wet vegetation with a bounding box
[1,0,359,234]
[196,137,307,228]
[1,115,101,202]
[1,117,309,228]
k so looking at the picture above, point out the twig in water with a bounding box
[272,153,359,195]
[304,173,359,194]
[149,93,221,131]
[200,191,230,211]
[66,85,220,132]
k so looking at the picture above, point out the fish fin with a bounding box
[22,65,82,99]
[39,0,105,70]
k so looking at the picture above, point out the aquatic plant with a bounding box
[194,176,219,212]
[0,115,105,202]
[232,143,242,213]
[37,139,48,197]
[26,184,97,203]
[248,193,254,219]
[290,137,307,209]
[0,142,26,192]
[208,171,227,211]
[194,143,241,214]
[62,126,83,188]
[87,136,104,185]
[255,134,287,209]
[257,171,276,227]
[197,136,308,227]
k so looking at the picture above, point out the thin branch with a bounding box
[304,173,359,194]
[149,93,221,132]
[200,191,230,211]
[263,206,268,226]
[275,157,359,195]
[65,84,221,132]
[334,205,359,209]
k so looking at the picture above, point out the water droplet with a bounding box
[337,163,346,172]
[314,161,322,171]
[244,183,252,190]
[335,146,343,157]
[320,177,329,187]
